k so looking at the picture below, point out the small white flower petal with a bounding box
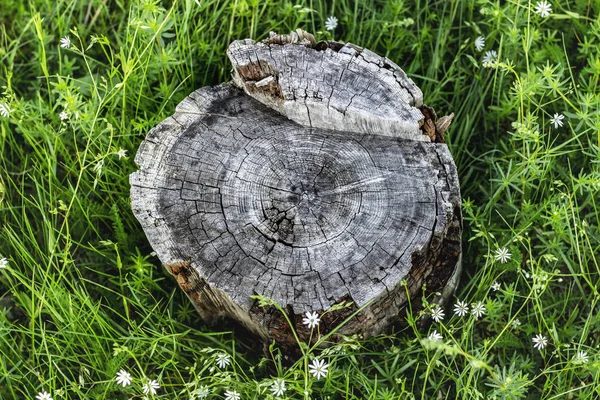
[115,369,132,387]
[224,389,241,400]
[325,16,338,31]
[453,300,469,317]
[482,49,497,64]
[534,1,552,18]
[309,358,329,380]
[430,306,445,322]
[193,385,211,398]
[60,36,71,49]
[532,334,548,350]
[550,113,565,128]
[143,379,160,395]
[572,350,589,365]
[216,353,231,369]
[36,392,53,400]
[0,102,10,118]
[475,36,485,52]
[428,330,443,342]
[494,247,512,263]
[471,301,486,319]
[116,148,128,159]
[302,311,321,329]
[270,378,286,397]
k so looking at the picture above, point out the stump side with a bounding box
[130,83,462,344]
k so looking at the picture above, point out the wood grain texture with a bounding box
[130,76,462,346]
[227,37,427,141]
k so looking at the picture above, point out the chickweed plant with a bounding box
[0,0,599,398]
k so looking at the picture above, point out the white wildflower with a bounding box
[224,389,241,400]
[534,1,552,18]
[115,369,132,387]
[60,36,71,49]
[0,257,7,269]
[59,110,69,121]
[494,247,512,263]
[532,334,548,350]
[430,306,445,323]
[453,300,469,317]
[572,350,589,365]
[0,102,10,118]
[309,358,329,380]
[475,35,485,52]
[116,148,128,159]
[511,318,522,329]
[193,385,210,398]
[302,311,320,329]
[428,330,443,342]
[325,16,338,31]
[491,282,501,291]
[471,301,486,319]
[482,50,497,64]
[36,392,53,400]
[270,378,286,397]
[143,379,160,395]
[550,113,564,128]
[215,353,231,369]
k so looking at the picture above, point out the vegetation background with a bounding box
[0,0,599,399]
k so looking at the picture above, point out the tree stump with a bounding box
[130,30,462,349]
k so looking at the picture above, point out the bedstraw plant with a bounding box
[0,0,599,398]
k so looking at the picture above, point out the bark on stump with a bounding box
[130,31,462,350]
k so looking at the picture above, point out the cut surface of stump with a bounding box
[130,32,462,349]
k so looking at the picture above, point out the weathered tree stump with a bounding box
[130,30,462,349]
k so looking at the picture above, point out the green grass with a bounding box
[1,0,599,398]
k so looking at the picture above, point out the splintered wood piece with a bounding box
[130,77,462,348]
[227,37,428,141]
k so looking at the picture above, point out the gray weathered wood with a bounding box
[228,34,427,141]
[130,32,461,349]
